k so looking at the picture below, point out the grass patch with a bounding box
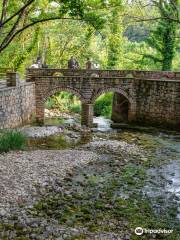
[0,130,27,153]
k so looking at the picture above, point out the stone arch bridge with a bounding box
[26,68,180,129]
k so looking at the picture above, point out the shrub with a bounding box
[70,104,81,114]
[46,97,55,109]
[101,105,112,119]
[94,92,113,118]
[45,92,81,112]
[0,130,27,153]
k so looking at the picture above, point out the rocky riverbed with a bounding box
[0,119,180,240]
[0,150,99,211]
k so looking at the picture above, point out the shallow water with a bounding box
[29,116,180,224]
[93,116,113,132]
[145,160,180,221]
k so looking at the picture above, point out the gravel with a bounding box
[0,150,99,212]
[21,126,63,138]
[83,139,143,156]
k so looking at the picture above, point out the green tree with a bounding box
[107,8,123,69]
[144,0,179,71]
[12,27,39,70]
[107,10,119,68]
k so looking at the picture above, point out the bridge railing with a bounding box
[26,68,180,81]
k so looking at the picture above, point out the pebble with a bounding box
[0,150,99,212]
[83,139,144,157]
[0,208,7,216]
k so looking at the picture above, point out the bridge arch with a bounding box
[42,87,87,105]
[91,87,136,124]
[36,87,87,125]
[91,87,133,104]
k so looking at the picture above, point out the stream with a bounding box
[22,115,180,239]
[31,117,180,219]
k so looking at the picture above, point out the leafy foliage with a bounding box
[144,0,178,70]
[45,91,81,113]
[94,92,113,118]
[46,91,113,118]
[124,24,150,42]
[0,0,179,72]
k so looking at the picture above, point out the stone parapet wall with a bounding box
[26,68,180,80]
[0,82,35,129]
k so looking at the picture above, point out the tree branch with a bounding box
[122,13,180,23]
[0,9,25,50]
[1,0,35,27]
[0,0,8,25]
[143,54,162,63]
[0,16,82,53]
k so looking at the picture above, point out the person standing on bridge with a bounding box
[30,55,42,68]
[68,56,76,69]
[74,58,80,69]
[94,63,100,69]
[86,58,93,70]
